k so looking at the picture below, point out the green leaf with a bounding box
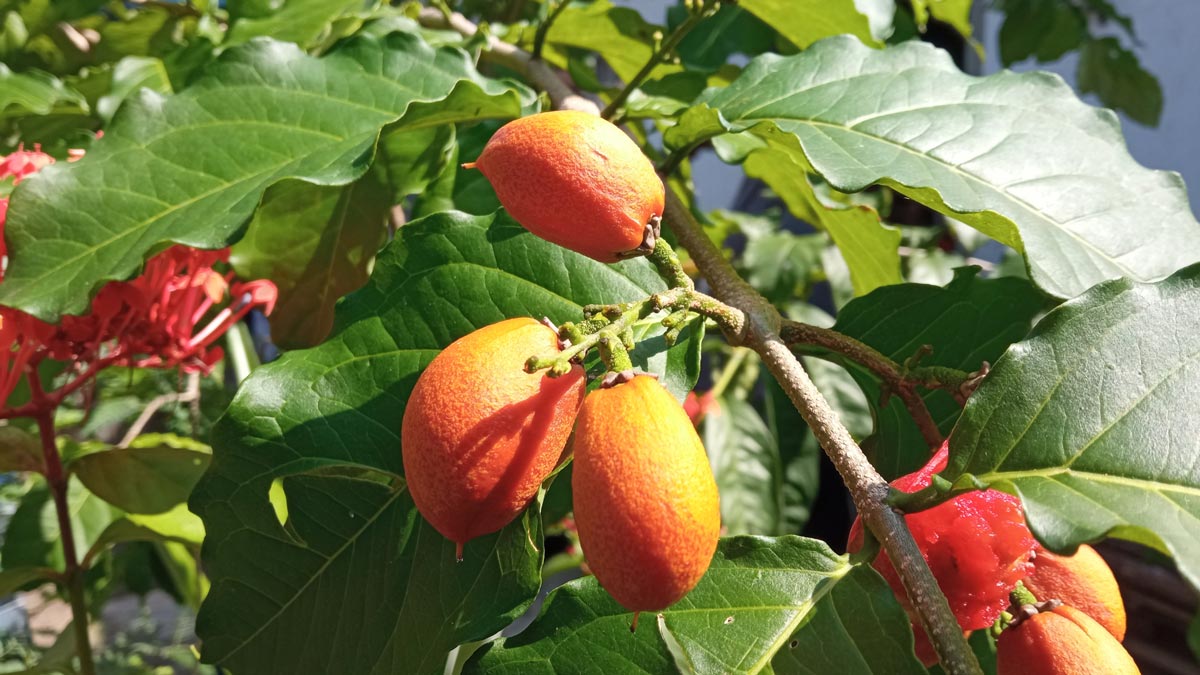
[946,264,1200,590]
[86,503,206,564]
[95,55,172,123]
[1078,37,1162,127]
[822,268,1044,479]
[0,426,44,473]
[0,566,54,595]
[666,36,1200,300]
[0,64,87,119]
[771,565,925,674]
[670,4,775,74]
[998,0,1085,65]
[71,435,211,514]
[191,209,703,673]
[466,536,853,674]
[0,31,529,322]
[224,0,375,49]
[1190,611,1200,665]
[763,375,820,533]
[537,0,679,84]
[376,122,457,202]
[738,0,894,49]
[1,477,118,572]
[703,396,784,535]
[229,173,390,349]
[911,0,974,38]
[741,148,902,297]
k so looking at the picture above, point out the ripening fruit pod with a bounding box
[401,318,585,558]
[571,374,720,620]
[847,442,1036,664]
[1023,544,1126,641]
[997,603,1140,675]
[464,111,665,263]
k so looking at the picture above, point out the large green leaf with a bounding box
[0,31,530,321]
[191,210,704,674]
[739,0,894,49]
[771,565,924,674]
[229,173,390,349]
[819,268,1044,479]
[946,264,1200,589]
[468,537,918,674]
[666,36,1200,299]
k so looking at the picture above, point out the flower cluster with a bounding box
[1,143,277,411]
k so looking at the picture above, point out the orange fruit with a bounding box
[1022,544,1126,641]
[464,111,665,262]
[997,604,1139,674]
[401,318,585,558]
[571,375,720,622]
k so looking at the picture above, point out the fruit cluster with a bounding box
[850,443,1137,673]
[402,113,718,624]
[401,319,720,623]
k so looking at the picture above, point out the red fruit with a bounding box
[401,318,586,557]
[848,442,1035,662]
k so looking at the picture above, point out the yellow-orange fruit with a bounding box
[1023,545,1126,641]
[465,111,665,262]
[571,375,720,615]
[401,318,585,557]
[997,604,1139,675]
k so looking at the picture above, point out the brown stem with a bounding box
[29,379,96,675]
[416,10,982,674]
[780,321,948,449]
[663,194,981,674]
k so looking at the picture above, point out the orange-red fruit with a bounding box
[1023,544,1126,641]
[997,604,1140,675]
[401,318,585,555]
[571,375,720,614]
[466,111,665,262]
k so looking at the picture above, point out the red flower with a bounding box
[848,442,1036,665]
[1,140,278,412]
[683,390,718,426]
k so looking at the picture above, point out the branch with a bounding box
[416,10,981,673]
[417,8,599,115]
[600,2,716,120]
[780,320,956,449]
[118,372,200,448]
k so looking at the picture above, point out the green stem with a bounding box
[709,347,750,399]
[647,237,693,290]
[600,3,716,119]
[597,330,634,373]
[1010,581,1039,607]
[532,0,569,60]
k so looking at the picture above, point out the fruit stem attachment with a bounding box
[597,330,634,374]
[600,1,719,120]
[646,236,693,290]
